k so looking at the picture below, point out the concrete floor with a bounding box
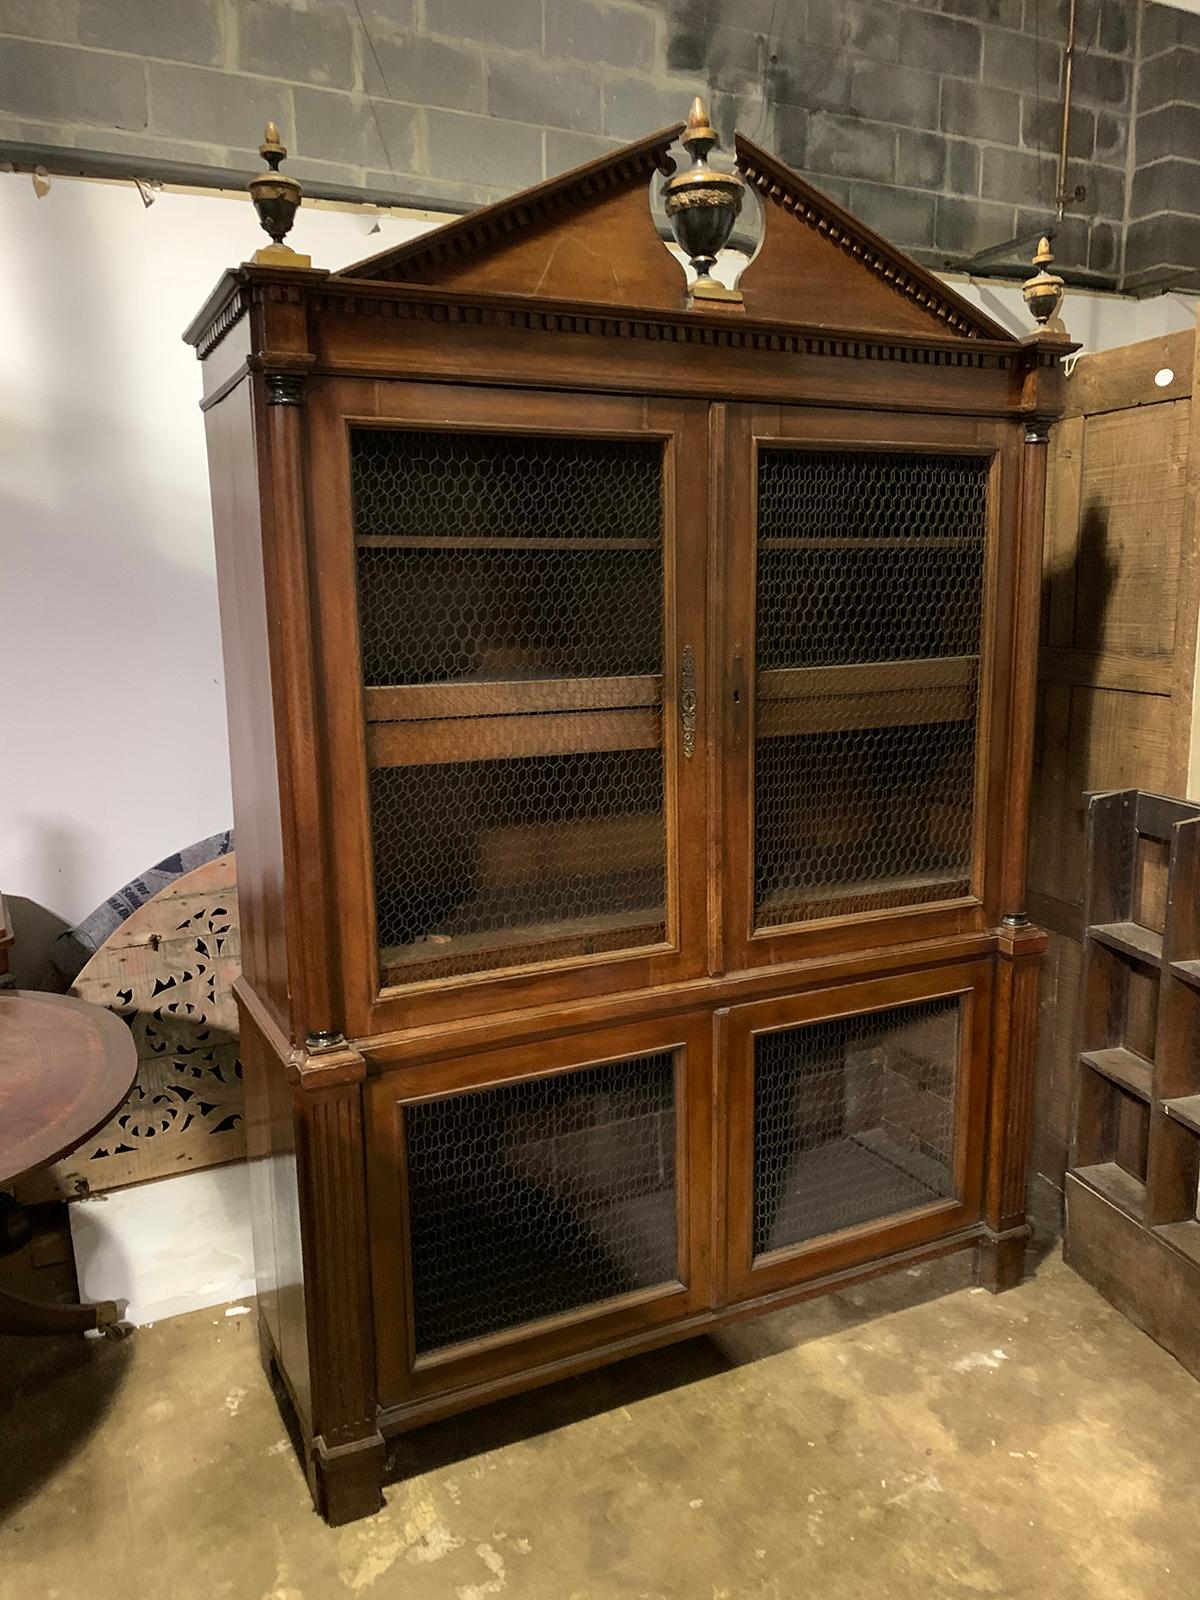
[2,1237,1199,1600]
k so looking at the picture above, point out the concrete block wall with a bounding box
[0,0,1196,291]
[1126,1,1200,291]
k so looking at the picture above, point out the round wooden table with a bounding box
[0,990,137,1336]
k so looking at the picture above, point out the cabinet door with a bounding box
[720,407,1017,972]
[722,963,991,1301]
[366,1013,714,1406]
[308,381,711,1037]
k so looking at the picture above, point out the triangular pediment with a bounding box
[340,120,1014,344]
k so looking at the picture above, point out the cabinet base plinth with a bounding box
[310,1432,387,1526]
[973,1226,1030,1294]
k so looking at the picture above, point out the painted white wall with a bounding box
[0,174,436,984]
[1,171,1195,990]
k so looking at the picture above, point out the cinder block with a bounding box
[1097,0,1132,55]
[1092,109,1127,165]
[78,0,220,66]
[546,0,656,71]
[0,40,146,129]
[292,85,416,170]
[898,10,981,78]
[364,33,487,113]
[147,63,287,148]
[850,58,939,129]
[768,50,853,117]
[773,103,807,168]
[1087,216,1119,277]
[489,54,603,133]
[425,107,543,190]
[934,191,1016,256]
[806,110,896,182]
[1021,96,1093,160]
[0,0,73,41]
[1139,47,1200,116]
[546,128,623,173]
[1131,157,1200,221]
[1135,102,1200,167]
[238,0,353,89]
[1071,51,1130,107]
[807,0,900,63]
[600,75,702,142]
[979,143,1055,207]
[940,77,1019,143]
[846,178,937,247]
[895,127,947,189]
[1140,0,1200,59]
[1124,212,1200,288]
[1070,160,1125,220]
[981,28,1058,93]
[423,0,541,52]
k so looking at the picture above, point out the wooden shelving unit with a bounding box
[1066,789,1200,1375]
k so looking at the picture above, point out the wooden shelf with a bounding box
[366,675,661,723]
[1079,1046,1153,1103]
[759,535,981,550]
[1155,1219,1200,1267]
[757,869,971,927]
[1090,921,1164,969]
[757,656,976,737]
[380,905,665,984]
[368,705,661,767]
[357,534,658,551]
[1169,958,1200,990]
[1162,1095,1200,1137]
[1073,1161,1146,1219]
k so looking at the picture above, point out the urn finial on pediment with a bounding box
[662,97,744,305]
[249,121,312,268]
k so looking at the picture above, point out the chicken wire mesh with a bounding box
[754,448,989,927]
[404,1050,679,1354]
[753,994,961,1257]
[351,427,668,985]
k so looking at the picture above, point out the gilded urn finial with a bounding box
[248,121,311,267]
[662,97,744,305]
[1023,235,1064,330]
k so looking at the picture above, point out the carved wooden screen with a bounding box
[752,445,990,931]
[352,426,669,989]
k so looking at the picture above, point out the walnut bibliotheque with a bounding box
[184,106,1071,1524]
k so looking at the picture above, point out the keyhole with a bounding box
[733,688,741,704]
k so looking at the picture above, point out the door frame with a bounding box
[365,1010,715,1406]
[720,959,993,1301]
[304,378,713,1040]
[717,405,1021,975]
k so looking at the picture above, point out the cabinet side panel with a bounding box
[204,376,290,1029]
[240,999,311,1427]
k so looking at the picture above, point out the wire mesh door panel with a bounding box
[723,965,990,1296]
[314,382,711,1029]
[366,1014,713,1402]
[753,445,990,930]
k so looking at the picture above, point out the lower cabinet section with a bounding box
[722,961,992,1299]
[366,1013,714,1406]
[366,960,994,1411]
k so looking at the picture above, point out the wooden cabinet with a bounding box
[186,114,1069,1523]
